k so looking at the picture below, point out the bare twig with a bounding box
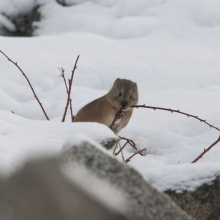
[0,50,49,120]
[192,135,220,163]
[58,68,74,122]
[113,141,119,155]
[109,107,123,129]
[119,142,125,162]
[119,136,143,155]
[119,136,136,148]
[68,79,74,122]
[115,141,128,155]
[132,104,220,163]
[72,115,75,122]
[62,55,80,122]
[69,97,74,122]
[58,67,69,93]
[125,148,146,163]
[131,104,220,132]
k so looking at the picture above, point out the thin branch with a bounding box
[119,142,125,162]
[119,136,136,148]
[72,115,75,122]
[113,141,119,155]
[0,50,49,120]
[115,141,128,155]
[125,148,146,163]
[109,107,123,129]
[192,135,220,163]
[131,104,220,132]
[62,55,80,122]
[58,68,74,122]
[58,67,69,94]
[69,97,74,123]
[119,136,143,156]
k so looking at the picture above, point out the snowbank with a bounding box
[0,0,220,191]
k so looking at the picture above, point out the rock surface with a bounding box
[61,141,194,220]
[0,5,40,37]
[165,176,220,220]
[0,158,127,220]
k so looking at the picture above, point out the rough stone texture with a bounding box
[0,5,40,37]
[100,137,119,149]
[0,159,127,220]
[61,141,194,220]
[165,176,220,220]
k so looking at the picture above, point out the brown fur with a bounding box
[74,78,138,134]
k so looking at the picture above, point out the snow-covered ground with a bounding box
[1,0,220,191]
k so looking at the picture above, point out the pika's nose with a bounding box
[121,101,127,107]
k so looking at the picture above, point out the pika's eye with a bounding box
[119,92,122,97]
[130,94,133,99]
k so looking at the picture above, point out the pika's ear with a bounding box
[114,78,120,86]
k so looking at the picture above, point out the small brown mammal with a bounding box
[74,78,138,134]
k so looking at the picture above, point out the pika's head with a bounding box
[108,78,138,110]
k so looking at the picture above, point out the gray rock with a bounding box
[0,5,40,37]
[0,158,127,220]
[61,141,194,220]
[100,137,119,149]
[165,176,220,220]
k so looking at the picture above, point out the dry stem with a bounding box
[69,97,74,122]
[192,135,220,163]
[58,67,69,93]
[59,68,74,122]
[109,107,123,129]
[115,141,128,155]
[131,104,220,132]
[119,142,125,162]
[68,79,74,122]
[113,142,119,154]
[125,148,146,163]
[0,50,49,120]
[132,104,220,163]
[62,55,80,122]
[119,136,143,155]
[119,136,136,148]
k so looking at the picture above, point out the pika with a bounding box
[74,78,138,134]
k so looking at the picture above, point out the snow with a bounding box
[0,111,117,177]
[1,0,220,192]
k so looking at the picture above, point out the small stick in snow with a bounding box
[0,50,49,120]
[119,136,143,156]
[58,67,69,94]
[131,104,220,162]
[113,141,119,155]
[109,107,123,129]
[119,136,136,148]
[192,135,220,163]
[115,141,128,155]
[58,68,75,122]
[68,82,74,122]
[125,148,146,163]
[62,55,80,122]
[119,142,125,162]
[131,104,220,132]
